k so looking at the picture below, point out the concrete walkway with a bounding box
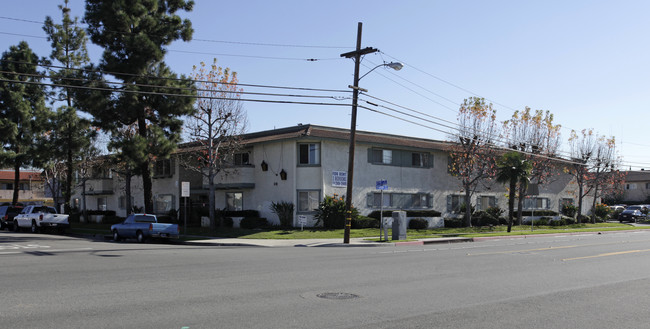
[183,236,473,248]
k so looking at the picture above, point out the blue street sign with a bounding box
[376,180,388,190]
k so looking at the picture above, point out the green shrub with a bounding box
[352,216,379,229]
[222,210,260,218]
[315,195,357,229]
[240,217,268,229]
[549,218,566,226]
[444,217,464,228]
[222,217,233,228]
[408,218,428,229]
[471,210,499,227]
[594,204,611,219]
[270,201,294,228]
[485,206,504,219]
[561,204,577,217]
[519,210,558,216]
[533,218,549,226]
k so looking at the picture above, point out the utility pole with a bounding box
[340,22,378,244]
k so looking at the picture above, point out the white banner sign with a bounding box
[332,171,347,187]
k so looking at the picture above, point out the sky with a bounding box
[1,0,649,170]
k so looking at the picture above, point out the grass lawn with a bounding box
[68,221,647,241]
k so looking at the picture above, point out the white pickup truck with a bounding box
[14,205,70,234]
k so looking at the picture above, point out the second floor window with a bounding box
[154,159,173,178]
[298,143,320,165]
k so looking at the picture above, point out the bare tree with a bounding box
[567,129,599,218]
[448,97,499,227]
[503,108,561,223]
[183,59,248,229]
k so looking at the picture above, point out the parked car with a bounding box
[0,205,23,230]
[111,214,180,243]
[618,205,646,222]
[14,205,70,233]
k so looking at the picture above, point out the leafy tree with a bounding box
[183,59,247,229]
[0,42,49,204]
[503,108,561,224]
[42,0,96,213]
[83,0,196,213]
[495,151,532,232]
[585,135,622,223]
[448,97,499,227]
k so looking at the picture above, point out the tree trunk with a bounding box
[591,185,599,224]
[464,188,472,227]
[65,129,73,214]
[577,182,584,223]
[12,161,20,205]
[507,179,516,233]
[81,179,87,223]
[138,116,153,213]
[208,168,216,230]
[516,184,526,225]
[125,168,132,214]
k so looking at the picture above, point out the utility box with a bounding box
[392,211,407,240]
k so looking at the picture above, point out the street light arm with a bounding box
[359,62,404,80]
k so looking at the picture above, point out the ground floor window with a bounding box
[447,194,465,213]
[155,194,175,214]
[226,192,243,211]
[297,190,320,213]
[97,197,107,211]
[523,197,550,210]
[368,192,431,209]
[119,196,135,210]
[476,195,497,211]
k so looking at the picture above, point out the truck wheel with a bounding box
[13,222,20,232]
[112,230,121,242]
[31,220,39,234]
[0,221,4,230]
[136,230,145,243]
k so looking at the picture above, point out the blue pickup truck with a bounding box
[111,214,180,243]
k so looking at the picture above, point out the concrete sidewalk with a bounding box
[183,236,473,247]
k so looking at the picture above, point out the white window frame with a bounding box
[298,143,320,165]
[297,190,320,213]
[226,192,243,211]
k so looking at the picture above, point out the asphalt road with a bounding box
[3,230,650,328]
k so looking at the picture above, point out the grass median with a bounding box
[68,221,648,241]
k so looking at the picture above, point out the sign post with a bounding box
[181,182,190,235]
[298,215,307,231]
[376,180,388,241]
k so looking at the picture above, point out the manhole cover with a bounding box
[316,292,359,300]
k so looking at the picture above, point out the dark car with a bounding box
[0,205,24,230]
[618,205,646,222]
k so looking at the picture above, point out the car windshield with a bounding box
[627,206,641,210]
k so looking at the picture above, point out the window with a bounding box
[1,183,12,190]
[626,183,637,190]
[368,193,431,209]
[97,197,107,211]
[297,190,320,212]
[119,196,134,210]
[92,166,111,179]
[476,195,496,210]
[298,143,320,165]
[523,197,550,209]
[411,152,431,168]
[154,194,175,214]
[370,149,393,165]
[447,194,464,213]
[73,198,80,209]
[153,159,173,177]
[233,152,250,166]
[646,183,650,190]
[226,192,243,211]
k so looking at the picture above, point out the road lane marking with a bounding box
[468,239,650,256]
[563,249,650,261]
[0,247,92,256]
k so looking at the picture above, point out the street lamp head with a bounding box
[386,62,404,71]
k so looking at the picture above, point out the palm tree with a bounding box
[496,151,532,232]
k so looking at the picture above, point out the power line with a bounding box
[0,58,351,93]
